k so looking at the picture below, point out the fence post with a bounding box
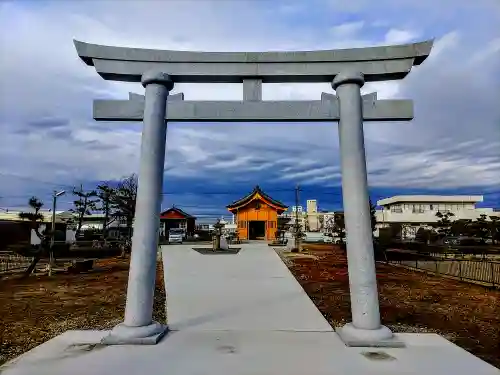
[415,257,418,269]
[491,262,495,288]
[435,259,438,274]
[458,260,462,280]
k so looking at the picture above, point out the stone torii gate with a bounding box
[74,39,433,346]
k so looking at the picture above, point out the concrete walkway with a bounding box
[162,242,333,331]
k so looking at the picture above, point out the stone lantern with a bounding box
[212,219,225,251]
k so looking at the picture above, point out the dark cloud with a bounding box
[26,118,69,129]
[81,140,120,150]
[0,0,498,212]
[47,127,73,139]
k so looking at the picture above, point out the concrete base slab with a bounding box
[2,330,498,375]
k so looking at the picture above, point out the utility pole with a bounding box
[50,190,66,276]
[294,184,302,251]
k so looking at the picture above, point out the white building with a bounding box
[279,195,499,241]
[279,200,337,234]
[303,200,338,233]
[375,195,500,239]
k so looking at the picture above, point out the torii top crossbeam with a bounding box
[74,39,433,83]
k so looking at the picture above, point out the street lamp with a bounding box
[49,190,66,276]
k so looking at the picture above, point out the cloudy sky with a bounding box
[0,0,499,220]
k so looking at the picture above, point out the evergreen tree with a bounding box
[70,185,98,238]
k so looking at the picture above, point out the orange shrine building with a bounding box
[227,186,288,240]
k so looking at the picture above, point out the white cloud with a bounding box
[384,28,420,44]
[279,166,340,181]
[468,37,500,65]
[330,21,365,36]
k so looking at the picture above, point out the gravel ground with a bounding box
[0,257,166,365]
[281,244,500,369]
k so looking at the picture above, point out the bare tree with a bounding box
[332,213,345,244]
[96,183,115,239]
[110,174,138,248]
[323,214,335,234]
[318,214,325,232]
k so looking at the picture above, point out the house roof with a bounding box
[226,185,288,212]
[377,195,483,207]
[0,209,71,223]
[160,206,196,219]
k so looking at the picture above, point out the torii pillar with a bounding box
[333,71,394,346]
[102,71,173,344]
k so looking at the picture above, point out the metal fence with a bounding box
[385,256,500,288]
[0,251,34,274]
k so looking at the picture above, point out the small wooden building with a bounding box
[160,207,196,238]
[227,186,288,240]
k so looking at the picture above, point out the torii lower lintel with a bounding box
[93,96,413,122]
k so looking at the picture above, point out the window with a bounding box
[412,204,425,213]
[390,204,402,213]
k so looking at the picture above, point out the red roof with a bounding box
[160,207,196,220]
[227,185,288,213]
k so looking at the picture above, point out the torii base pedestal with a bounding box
[100,322,168,345]
[336,324,405,348]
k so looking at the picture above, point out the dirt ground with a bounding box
[285,243,500,369]
[1,247,499,369]
[0,257,166,365]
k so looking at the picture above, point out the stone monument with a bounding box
[73,39,433,346]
